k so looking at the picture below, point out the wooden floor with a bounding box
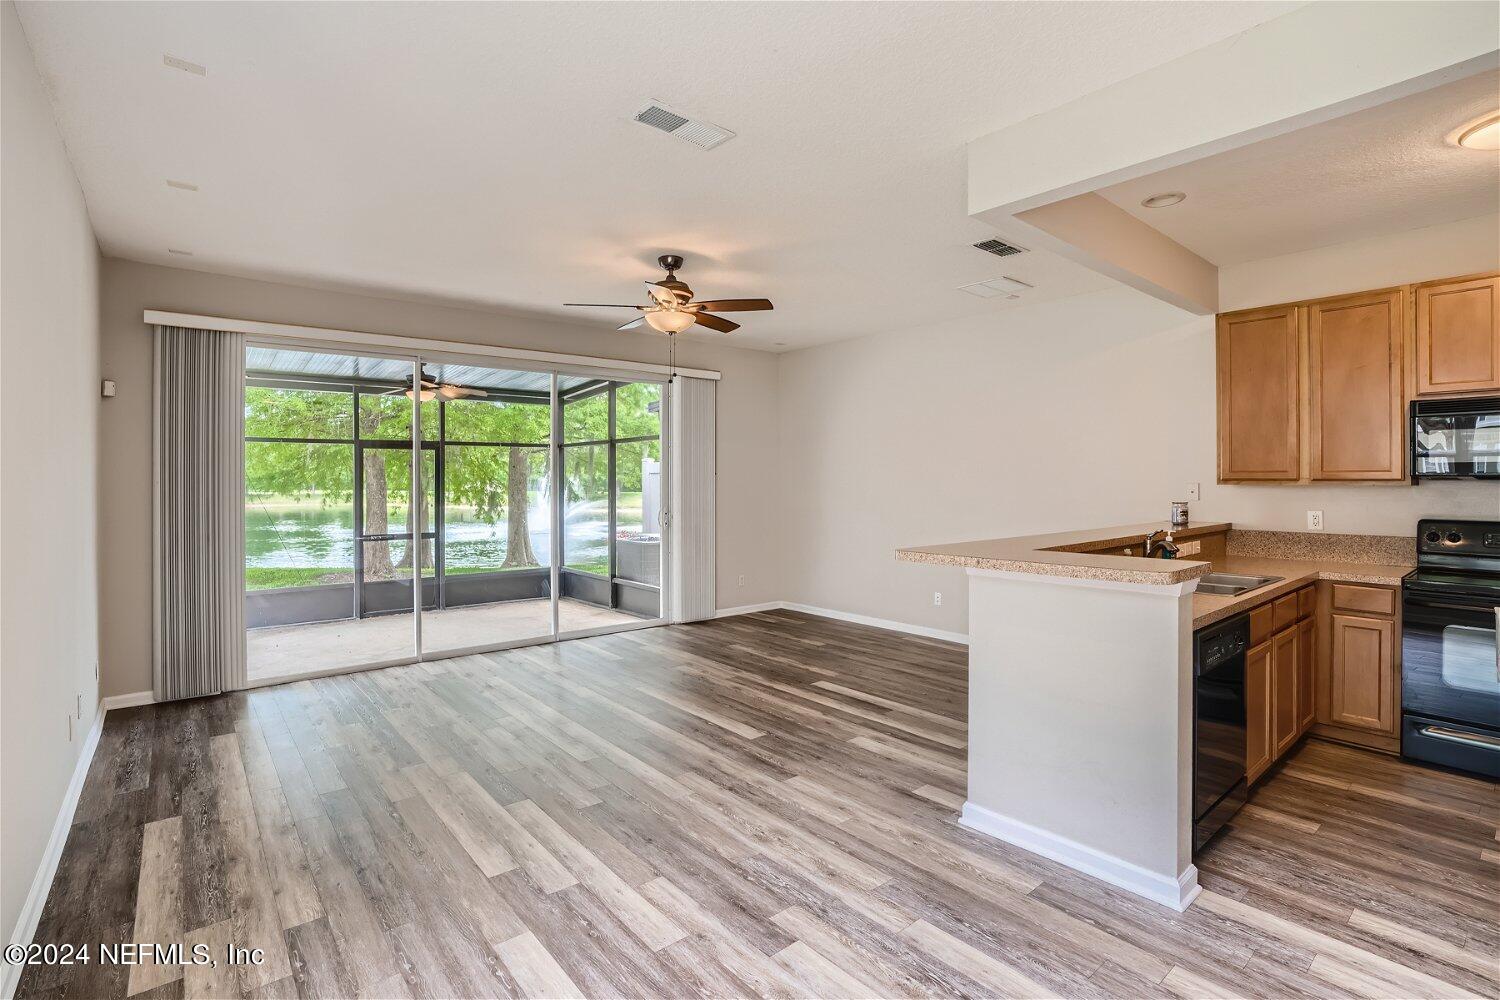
[18,610,1500,999]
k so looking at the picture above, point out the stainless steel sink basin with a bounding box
[1196,572,1283,596]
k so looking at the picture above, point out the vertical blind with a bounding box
[153,325,247,700]
[669,376,716,622]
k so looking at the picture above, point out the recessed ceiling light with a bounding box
[166,179,198,191]
[167,248,194,256]
[1140,192,1186,208]
[1455,113,1500,150]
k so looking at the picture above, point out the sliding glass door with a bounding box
[243,344,668,684]
[419,361,556,657]
[558,378,664,633]
[243,345,424,682]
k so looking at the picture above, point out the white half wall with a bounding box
[962,570,1197,910]
[1,0,102,961]
[777,215,1500,638]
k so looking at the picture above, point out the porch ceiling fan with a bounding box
[382,365,487,401]
[564,254,773,335]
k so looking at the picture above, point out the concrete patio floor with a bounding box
[246,597,649,682]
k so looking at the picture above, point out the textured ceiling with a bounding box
[1099,70,1500,266]
[17,1,1299,349]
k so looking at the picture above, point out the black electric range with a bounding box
[1401,519,1500,779]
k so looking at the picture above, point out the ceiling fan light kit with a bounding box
[563,254,774,377]
[394,366,487,402]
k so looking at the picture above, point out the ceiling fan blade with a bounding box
[437,384,483,399]
[644,281,678,307]
[564,303,644,309]
[691,312,740,334]
[692,298,774,313]
[618,316,646,331]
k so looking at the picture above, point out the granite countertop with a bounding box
[1190,555,1412,629]
[896,521,1413,617]
[895,521,1228,585]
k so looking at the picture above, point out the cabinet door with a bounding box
[1272,626,1299,757]
[1295,617,1315,734]
[1307,290,1404,480]
[1415,274,1500,396]
[1218,306,1299,481]
[1328,614,1396,734]
[1246,638,1274,783]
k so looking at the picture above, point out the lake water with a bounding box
[245,496,611,572]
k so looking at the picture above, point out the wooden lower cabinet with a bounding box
[1246,585,1318,784]
[1246,637,1274,784]
[1272,626,1300,757]
[1327,613,1397,735]
[1295,617,1315,732]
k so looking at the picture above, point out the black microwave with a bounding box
[1411,396,1500,479]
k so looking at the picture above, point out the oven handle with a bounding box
[1403,596,1500,615]
[1417,726,1500,752]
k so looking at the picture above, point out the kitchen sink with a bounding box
[1196,572,1283,597]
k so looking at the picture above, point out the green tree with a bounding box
[245,381,662,582]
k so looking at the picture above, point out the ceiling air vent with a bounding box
[972,238,1027,257]
[632,100,736,150]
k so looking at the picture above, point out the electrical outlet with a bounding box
[1307,510,1324,531]
[1186,482,1201,502]
[933,591,943,607]
[737,574,745,587]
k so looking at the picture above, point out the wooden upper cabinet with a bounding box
[1414,274,1500,396]
[1307,289,1404,480]
[1217,306,1299,481]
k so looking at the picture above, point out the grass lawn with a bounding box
[245,567,351,590]
[247,563,556,590]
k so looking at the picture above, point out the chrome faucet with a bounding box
[1144,529,1181,559]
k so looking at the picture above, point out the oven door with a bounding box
[1401,591,1500,727]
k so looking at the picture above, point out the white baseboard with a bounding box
[101,690,155,710]
[3,703,108,1000]
[713,601,785,618]
[960,800,1200,912]
[781,602,969,645]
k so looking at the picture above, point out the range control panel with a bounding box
[1416,519,1500,557]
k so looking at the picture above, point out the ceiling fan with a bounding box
[564,255,773,335]
[381,365,487,401]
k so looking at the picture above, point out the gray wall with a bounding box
[97,258,782,697]
[1,0,102,953]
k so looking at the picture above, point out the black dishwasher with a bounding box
[1194,612,1249,852]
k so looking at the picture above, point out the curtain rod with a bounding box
[143,309,722,381]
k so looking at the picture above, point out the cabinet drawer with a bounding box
[1250,603,1275,645]
[1273,593,1299,632]
[1332,583,1396,616]
[1297,585,1314,620]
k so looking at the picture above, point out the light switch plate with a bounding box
[1185,483,1200,502]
